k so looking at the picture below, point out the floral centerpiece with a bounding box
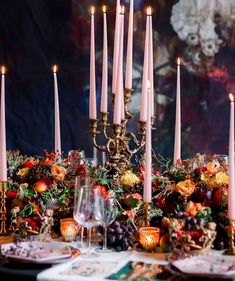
[152,154,229,255]
[5,150,230,255]
[87,153,229,254]
[6,150,85,239]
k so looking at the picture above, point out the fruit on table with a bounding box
[159,234,172,252]
[21,160,36,168]
[95,184,109,198]
[33,180,48,194]
[106,221,135,251]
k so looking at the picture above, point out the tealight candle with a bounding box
[60,218,79,242]
[139,227,160,251]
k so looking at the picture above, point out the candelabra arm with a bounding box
[99,112,110,140]
[123,121,146,155]
[89,118,107,152]
[106,124,122,156]
[92,136,107,152]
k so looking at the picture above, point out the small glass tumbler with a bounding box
[139,227,160,251]
[60,218,79,242]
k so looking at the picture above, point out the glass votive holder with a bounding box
[60,218,79,242]
[139,227,160,251]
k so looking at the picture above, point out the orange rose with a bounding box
[215,172,229,186]
[51,165,66,181]
[175,180,196,197]
[185,201,203,217]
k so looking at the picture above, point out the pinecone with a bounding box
[25,164,52,184]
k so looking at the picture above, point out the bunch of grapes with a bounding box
[176,211,207,230]
[106,221,135,251]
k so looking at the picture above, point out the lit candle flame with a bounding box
[103,5,106,13]
[229,93,234,102]
[53,65,57,73]
[147,80,151,90]
[1,66,5,75]
[91,6,95,15]
[177,57,181,66]
[147,6,152,16]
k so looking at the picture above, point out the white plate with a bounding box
[171,255,235,278]
[1,241,71,264]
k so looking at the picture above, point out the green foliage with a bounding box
[17,184,34,201]
[19,204,33,218]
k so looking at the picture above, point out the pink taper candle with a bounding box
[228,93,235,219]
[89,6,97,120]
[100,6,108,113]
[148,8,155,117]
[112,0,120,94]
[173,57,181,164]
[113,8,124,125]
[53,65,61,155]
[125,0,134,90]
[0,66,7,181]
[143,80,152,202]
[140,12,150,122]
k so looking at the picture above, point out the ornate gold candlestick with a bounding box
[90,88,154,176]
[0,181,7,235]
[144,202,150,227]
[224,219,235,255]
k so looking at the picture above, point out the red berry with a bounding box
[183,212,190,217]
[21,160,36,168]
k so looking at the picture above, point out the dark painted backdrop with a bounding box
[0,0,234,159]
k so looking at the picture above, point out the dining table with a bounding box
[0,236,235,281]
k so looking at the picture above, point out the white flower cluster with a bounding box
[171,0,235,58]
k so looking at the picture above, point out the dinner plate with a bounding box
[170,255,235,279]
[1,241,72,264]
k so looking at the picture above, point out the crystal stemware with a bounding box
[73,176,101,256]
[96,197,118,253]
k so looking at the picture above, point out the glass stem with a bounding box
[103,225,108,250]
[88,227,92,251]
[80,226,84,244]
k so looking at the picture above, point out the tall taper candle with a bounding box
[140,12,150,122]
[53,65,61,155]
[148,8,154,117]
[143,80,152,202]
[113,8,124,125]
[228,93,235,220]
[0,66,7,181]
[112,0,120,94]
[89,6,97,119]
[100,6,108,113]
[125,0,134,90]
[173,57,181,164]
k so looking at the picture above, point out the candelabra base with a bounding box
[224,219,235,255]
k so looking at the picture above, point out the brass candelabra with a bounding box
[90,88,153,176]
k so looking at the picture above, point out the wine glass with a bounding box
[73,177,101,256]
[84,157,97,167]
[96,197,118,253]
